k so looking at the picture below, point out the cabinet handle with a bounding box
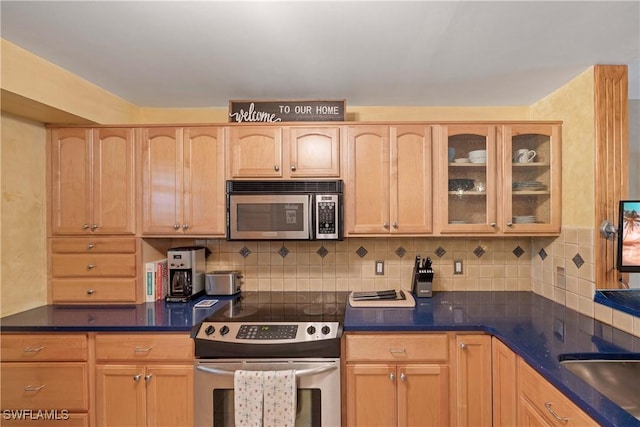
[24,384,45,392]
[544,402,569,423]
[83,224,90,230]
[182,224,189,230]
[460,343,467,350]
[86,289,95,295]
[392,222,398,229]
[389,348,406,354]
[91,224,99,231]
[490,223,496,227]
[133,374,142,382]
[87,264,96,270]
[134,346,153,353]
[507,222,513,227]
[173,224,180,230]
[274,165,280,172]
[400,373,406,381]
[383,222,389,229]
[389,372,395,381]
[144,374,153,382]
[87,243,95,250]
[23,346,44,353]
[290,165,297,172]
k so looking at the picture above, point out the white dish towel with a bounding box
[234,370,297,427]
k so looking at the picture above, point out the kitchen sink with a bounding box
[559,354,640,419]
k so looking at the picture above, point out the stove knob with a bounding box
[321,325,331,335]
[306,325,316,335]
[204,325,215,336]
[219,325,230,336]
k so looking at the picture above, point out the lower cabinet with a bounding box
[491,337,517,426]
[455,334,492,426]
[94,333,194,427]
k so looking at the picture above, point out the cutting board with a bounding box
[348,290,416,308]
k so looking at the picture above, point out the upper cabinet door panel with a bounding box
[92,128,136,235]
[228,127,283,178]
[288,127,340,177]
[50,128,92,235]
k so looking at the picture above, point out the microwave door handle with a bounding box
[196,364,337,377]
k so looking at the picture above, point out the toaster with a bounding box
[205,271,242,296]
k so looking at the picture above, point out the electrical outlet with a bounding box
[454,259,463,274]
[375,260,384,275]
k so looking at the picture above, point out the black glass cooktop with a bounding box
[203,291,348,323]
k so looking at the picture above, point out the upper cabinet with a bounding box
[227,125,341,179]
[345,125,433,235]
[436,122,561,235]
[141,127,226,236]
[50,128,136,235]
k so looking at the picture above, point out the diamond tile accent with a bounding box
[356,246,368,258]
[538,248,548,260]
[395,246,407,258]
[239,246,251,258]
[434,247,447,258]
[512,246,525,258]
[278,245,290,258]
[572,253,585,269]
[317,246,329,258]
[474,246,485,258]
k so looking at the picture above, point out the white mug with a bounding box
[513,149,536,163]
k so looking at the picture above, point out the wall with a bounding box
[0,113,48,316]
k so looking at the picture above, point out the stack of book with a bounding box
[145,259,168,302]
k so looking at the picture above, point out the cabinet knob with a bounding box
[389,372,395,381]
[507,222,513,227]
[83,224,90,230]
[392,222,398,229]
[383,222,389,229]
[133,374,142,382]
[91,224,99,231]
[274,165,280,172]
[173,224,180,230]
[87,243,95,250]
[290,165,297,172]
[144,374,153,382]
[87,264,96,270]
[460,343,467,350]
[86,289,95,295]
[490,223,496,227]
[400,373,406,381]
[182,224,189,230]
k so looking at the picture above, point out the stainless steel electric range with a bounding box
[191,291,347,427]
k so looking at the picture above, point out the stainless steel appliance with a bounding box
[226,180,343,241]
[205,271,242,296]
[191,292,346,427]
[167,246,208,302]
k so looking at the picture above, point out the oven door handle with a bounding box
[196,363,337,377]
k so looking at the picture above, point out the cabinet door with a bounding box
[288,126,340,177]
[182,127,225,235]
[503,124,562,234]
[141,128,183,234]
[95,365,146,427]
[392,125,433,234]
[492,338,517,427]
[346,364,397,427]
[438,124,499,233]
[397,364,449,427]
[346,126,390,234]
[228,127,283,178]
[50,128,92,235]
[455,335,492,426]
[92,128,136,234]
[145,365,193,427]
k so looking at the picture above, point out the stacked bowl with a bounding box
[468,150,487,164]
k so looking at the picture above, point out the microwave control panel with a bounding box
[315,194,338,239]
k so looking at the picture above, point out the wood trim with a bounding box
[594,65,629,288]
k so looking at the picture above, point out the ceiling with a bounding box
[1,1,639,108]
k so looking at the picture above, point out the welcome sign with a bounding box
[229,100,346,123]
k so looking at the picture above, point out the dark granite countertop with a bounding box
[595,289,640,317]
[2,291,639,426]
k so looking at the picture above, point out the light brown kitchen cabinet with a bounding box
[0,333,90,426]
[517,356,599,427]
[227,125,341,179]
[50,237,138,304]
[454,334,492,426]
[50,127,136,235]
[345,125,433,235]
[437,122,561,235]
[492,337,517,427]
[141,126,225,236]
[94,333,194,427]
[344,333,449,427]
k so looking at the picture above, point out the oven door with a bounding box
[228,194,312,240]
[194,358,340,427]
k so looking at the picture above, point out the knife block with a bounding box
[411,265,434,298]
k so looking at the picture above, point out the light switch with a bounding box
[375,260,384,275]
[454,260,463,274]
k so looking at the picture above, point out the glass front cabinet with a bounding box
[437,123,561,235]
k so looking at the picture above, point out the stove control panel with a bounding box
[195,321,339,344]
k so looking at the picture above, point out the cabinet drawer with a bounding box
[345,333,449,362]
[0,412,88,426]
[518,359,599,427]
[51,254,136,277]
[0,363,88,411]
[52,237,136,253]
[51,279,137,303]
[1,334,87,362]
[95,333,193,361]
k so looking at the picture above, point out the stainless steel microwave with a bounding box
[226,180,343,240]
